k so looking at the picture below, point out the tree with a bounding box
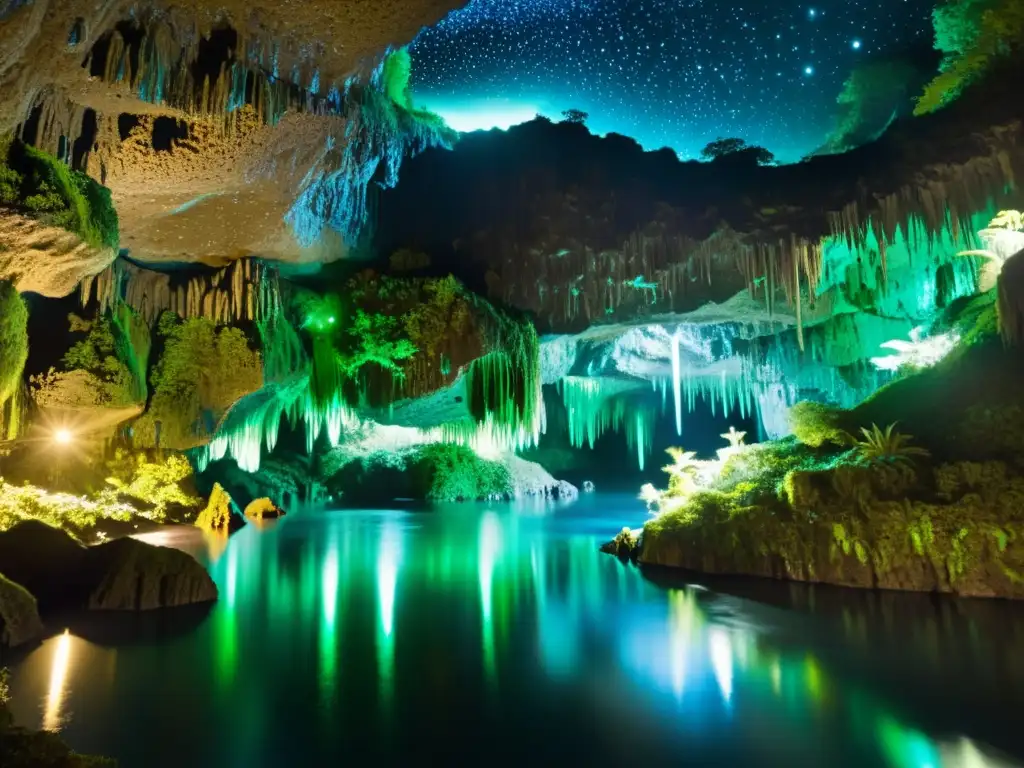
[915,0,1024,114]
[561,108,589,125]
[700,137,775,166]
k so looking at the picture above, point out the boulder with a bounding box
[600,527,640,560]
[195,483,245,534]
[243,498,286,521]
[0,520,217,612]
[0,521,86,610]
[81,538,218,610]
[0,573,44,648]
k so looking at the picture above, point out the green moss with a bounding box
[788,401,851,448]
[0,281,27,409]
[0,136,118,250]
[413,443,513,501]
[138,314,262,450]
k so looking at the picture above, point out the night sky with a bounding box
[410,0,936,162]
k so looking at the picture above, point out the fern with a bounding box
[853,423,931,466]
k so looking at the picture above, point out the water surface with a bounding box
[7,493,1024,767]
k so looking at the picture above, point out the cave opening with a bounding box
[151,116,188,152]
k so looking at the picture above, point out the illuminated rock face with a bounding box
[0,1,462,264]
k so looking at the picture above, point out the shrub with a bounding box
[789,400,851,448]
[413,443,512,501]
[853,423,932,466]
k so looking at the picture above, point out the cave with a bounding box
[1,0,1024,765]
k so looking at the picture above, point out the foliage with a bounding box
[789,400,851,448]
[700,137,775,166]
[35,308,148,408]
[102,451,200,517]
[338,310,417,380]
[855,425,928,470]
[0,281,27,407]
[142,314,262,449]
[0,477,140,537]
[561,109,589,125]
[0,137,118,250]
[413,443,512,501]
[819,54,932,154]
[915,0,1024,115]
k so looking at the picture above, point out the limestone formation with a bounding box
[0,572,44,648]
[195,483,244,533]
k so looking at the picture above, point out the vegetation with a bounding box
[0,134,118,250]
[699,137,775,166]
[789,400,851,448]
[0,477,140,538]
[561,109,589,125]
[381,48,413,109]
[853,423,931,466]
[915,0,1024,115]
[102,451,201,517]
[0,281,27,408]
[413,443,513,501]
[137,313,262,449]
[32,307,149,409]
[0,668,115,766]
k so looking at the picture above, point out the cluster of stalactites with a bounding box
[284,87,455,247]
[559,376,656,470]
[79,257,281,326]
[88,17,341,129]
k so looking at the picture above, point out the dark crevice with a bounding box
[118,113,141,141]
[151,116,188,152]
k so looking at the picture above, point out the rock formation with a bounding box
[0,572,44,648]
[0,520,217,611]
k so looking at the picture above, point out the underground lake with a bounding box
[5,494,1024,767]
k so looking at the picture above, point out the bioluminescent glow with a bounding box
[319,538,341,699]
[412,0,934,161]
[871,327,959,372]
[43,630,72,731]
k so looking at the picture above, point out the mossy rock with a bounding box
[0,572,42,648]
[243,498,285,521]
[81,537,217,610]
[0,136,118,251]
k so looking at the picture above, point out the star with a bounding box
[721,427,747,448]
[851,39,862,50]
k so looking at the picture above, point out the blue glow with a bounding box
[411,0,933,162]
[419,99,542,133]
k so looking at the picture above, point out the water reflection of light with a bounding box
[709,628,733,706]
[479,512,501,682]
[320,536,341,698]
[377,523,401,638]
[43,630,72,731]
[668,590,697,701]
[878,715,942,768]
[226,541,238,609]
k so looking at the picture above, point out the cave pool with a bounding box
[6,493,1024,767]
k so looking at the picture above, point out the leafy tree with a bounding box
[140,314,262,449]
[915,0,1024,114]
[818,45,939,154]
[561,108,589,125]
[700,137,775,166]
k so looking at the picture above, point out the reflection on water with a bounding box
[8,494,1024,767]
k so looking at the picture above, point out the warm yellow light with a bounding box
[53,428,73,445]
[43,629,72,731]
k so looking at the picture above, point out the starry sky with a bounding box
[410,0,937,163]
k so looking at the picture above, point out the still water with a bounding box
[7,494,1024,767]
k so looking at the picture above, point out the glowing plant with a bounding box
[0,280,27,408]
[957,210,1024,291]
[870,327,959,372]
[853,423,931,466]
[103,451,201,517]
[639,483,663,513]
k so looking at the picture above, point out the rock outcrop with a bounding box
[609,300,1024,599]
[243,498,285,521]
[0,520,217,611]
[81,537,217,610]
[195,483,245,534]
[0,573,44,648]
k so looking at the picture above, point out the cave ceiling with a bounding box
[0,0,467,264]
